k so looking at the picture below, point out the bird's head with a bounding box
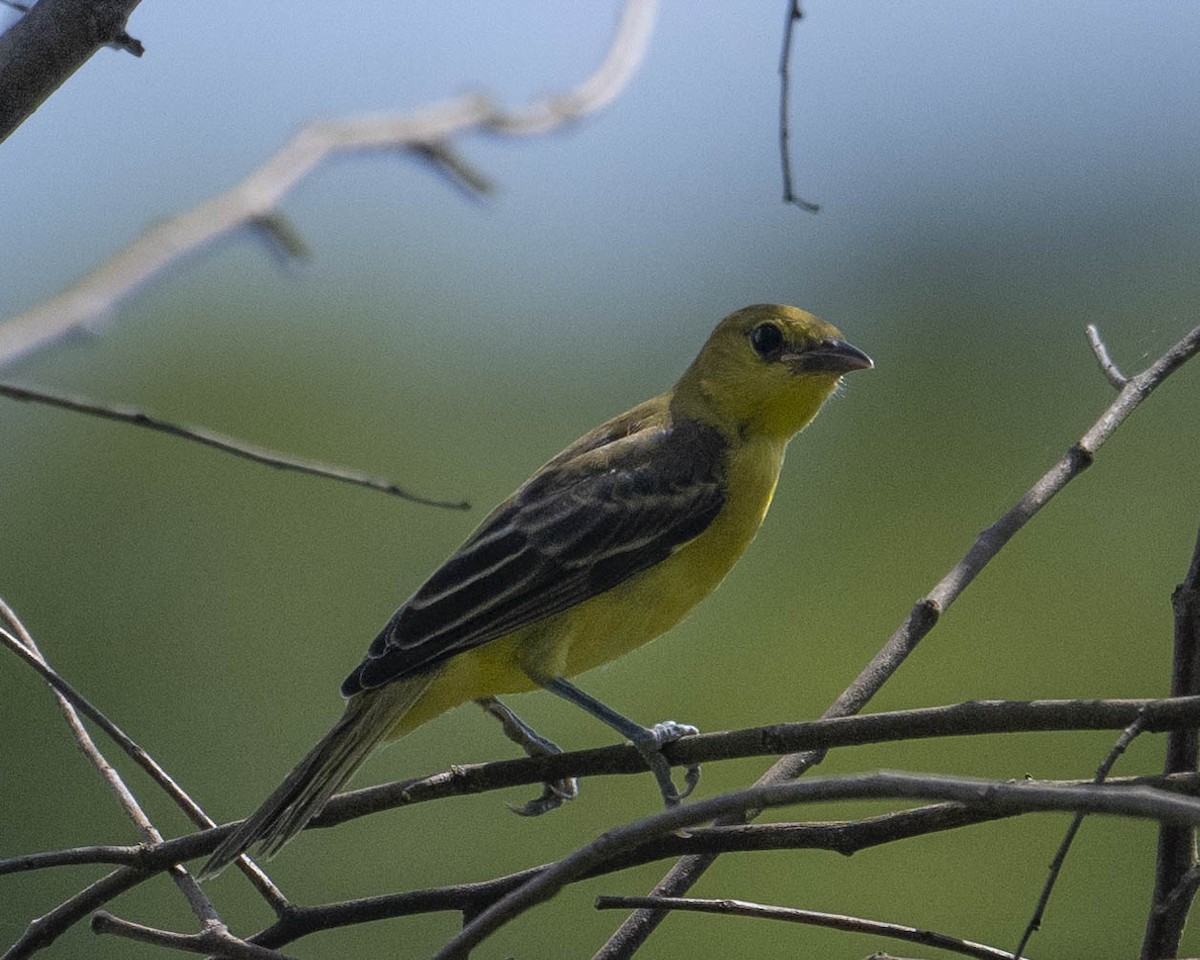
[672,304,873,442]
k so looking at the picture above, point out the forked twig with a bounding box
[1087,324,1128,389]
[0,599,289,932]
[0,604,224,940]
[91,911,294,960]
[0,0,660,366]
[1012,713,1146,957]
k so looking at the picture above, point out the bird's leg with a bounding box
[540,676,700,806]
[476,696,578,816]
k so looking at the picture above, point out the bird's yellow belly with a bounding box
[391,436,785,736]
[561,434,785,675]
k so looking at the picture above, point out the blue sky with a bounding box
[3,3,1198,355]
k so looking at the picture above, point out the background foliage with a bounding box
[2,3,1199,957]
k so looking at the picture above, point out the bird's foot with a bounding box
[508,775,579,817]
[478,696,578,816]
[632,720,701,806]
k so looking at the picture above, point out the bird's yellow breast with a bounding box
[559,432,786,674]
[389,433,787,737]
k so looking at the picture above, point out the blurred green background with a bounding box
[3,3,1200,958]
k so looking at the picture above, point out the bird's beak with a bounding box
[789,339,874,374]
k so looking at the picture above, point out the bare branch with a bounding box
[1013,712,1146,957]
[0,600,289,917]
[90,911,295,960]
[0,609,222,937]
[239,776,1200,953]
[595,323,1200,958]
[0,0,143,145]
[11,694,1200,956]
[0,0,659,366]
[11,770,1200,883]
[304,694,1200,832]
[1143,527,1200,958]
[594,896,1018,960]
[0,382,469,510]
[2,868,151,960]
[1086,323,1129,388]
[435,771,1200,959]
[9,772,1200,956]
[777,1,820,212]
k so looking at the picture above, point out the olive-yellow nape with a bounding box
[201,304,871,878]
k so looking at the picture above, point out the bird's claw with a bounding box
[507,776,579,817]
[477,696,580,817]
[635,719,701,807]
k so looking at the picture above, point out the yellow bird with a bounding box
[201,304,871,878]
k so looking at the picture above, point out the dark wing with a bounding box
[342,418,727,695]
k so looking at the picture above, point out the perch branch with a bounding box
[10,695,1200,956]
[10,705,1200,879]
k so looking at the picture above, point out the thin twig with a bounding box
[91,911,295,960]
[0,601,289,915]
[1013,713,1146,957]
[0,607,222,935]
[0,0,660,366]
[0,382,468,510]
[434,771,1200,959]
[778,1,819,212]
[1087,324,1128,389]
[594,324,1200,959]
[1142,527,1200,958]
[594,896,1018,960]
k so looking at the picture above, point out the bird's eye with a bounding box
[750,322,784,358]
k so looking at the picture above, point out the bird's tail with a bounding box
[199,673,435,879]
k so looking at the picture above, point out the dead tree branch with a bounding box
[0,382,469,509]
[0,0,659,366]
[595,895,1018,960]
[1143,528,1200,958]
[0,0,143,146]
[436,772,1200,959]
